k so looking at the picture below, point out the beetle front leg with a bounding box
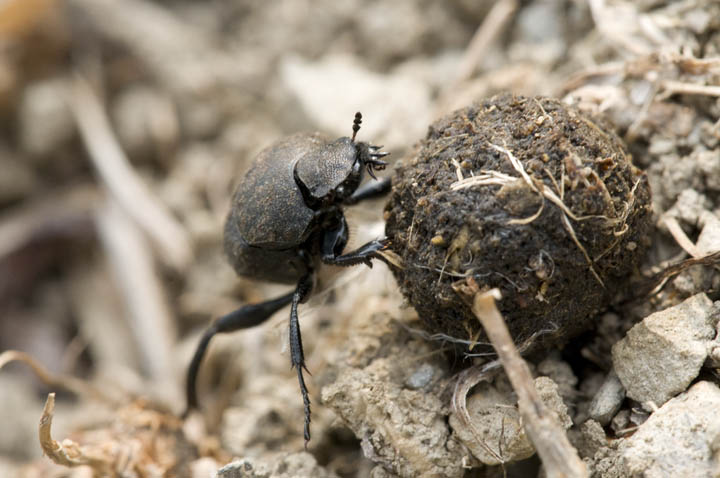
[323,238,389,267]
[289,271,314,445]
[344,177,391,205]
[321,217,389,267]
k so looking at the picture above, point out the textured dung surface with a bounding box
[385,94,652,352]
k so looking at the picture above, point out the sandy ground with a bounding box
[0,1,719,477]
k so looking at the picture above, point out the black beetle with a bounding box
[185,113,390,444]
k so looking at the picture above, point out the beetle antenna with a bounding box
[351,112,362,142]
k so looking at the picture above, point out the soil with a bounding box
[0,1,719,478]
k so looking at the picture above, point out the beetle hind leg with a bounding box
[289,271,314,445]
[184,291,294,416]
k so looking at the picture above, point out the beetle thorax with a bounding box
[294,137,365,208]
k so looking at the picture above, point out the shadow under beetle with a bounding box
[184,113,390,444]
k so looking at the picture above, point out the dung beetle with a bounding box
[185,113,390,444]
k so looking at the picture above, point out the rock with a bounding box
[684,7,713,34]
[575,371,607,424]
[697,149,720,191]
[112,86,179,160]
[217,460,256,478]
[610,409,631,436]
[19,77,75,157]
[648,155,703,212]
[665,188,711,226]
[628,408,650,429]
[279,54,432,152]
[0,148,36,204]
[697,211,720,254]
[537,353,578,403]
[574,419,608,459]
[535,376,573,430]
[590,446,625,478]
[178,97,225,139]
[322,358,463,478]
[511,0,566,65]
[619,381,720,477]
[370,465,401,478]
[588,371,625,426]
[319,282,465,478]
[216,452,338,478]
[612,293,719,407]
[450,382,533,466]
[449,376,572,466]
[221,376,306,455]
[192,457,220,477]
[0,459,21,478]
[0,375,44,460]
[514,0,564,44]
[353,1,469,67]
[404,362,437,390]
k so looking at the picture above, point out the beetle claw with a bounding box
[365,156,387,179]
[367,165,378,180]
[369,144,389,165]
[368,158,388,168]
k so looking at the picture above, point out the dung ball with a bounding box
[384,94,652,353]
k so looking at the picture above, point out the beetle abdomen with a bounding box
[232,133,324,247]
[223,223,306,283]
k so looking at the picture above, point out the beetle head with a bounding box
[294,113,388,208]
[351,112,388,180]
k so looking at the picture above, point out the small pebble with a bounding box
[405,363,435,389]
[588,371,626,426]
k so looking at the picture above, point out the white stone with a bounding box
[612,293,718,406]
[620,381,720,477]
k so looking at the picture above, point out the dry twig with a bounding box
[457,281,588,478]
[0,350,119,404]
[39,393,114,471]
[38,392,195,476]
[95,198,177,385]
[453,0,518,84]
[659,80,720,99]
[662,215,702,258]
[71,73,193,271]
[0,186,98,260]
[450,360,505,464]
[638,250,720,297]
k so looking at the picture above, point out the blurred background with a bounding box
[0,0,718,477]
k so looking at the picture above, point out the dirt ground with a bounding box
[0,1,719,477]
